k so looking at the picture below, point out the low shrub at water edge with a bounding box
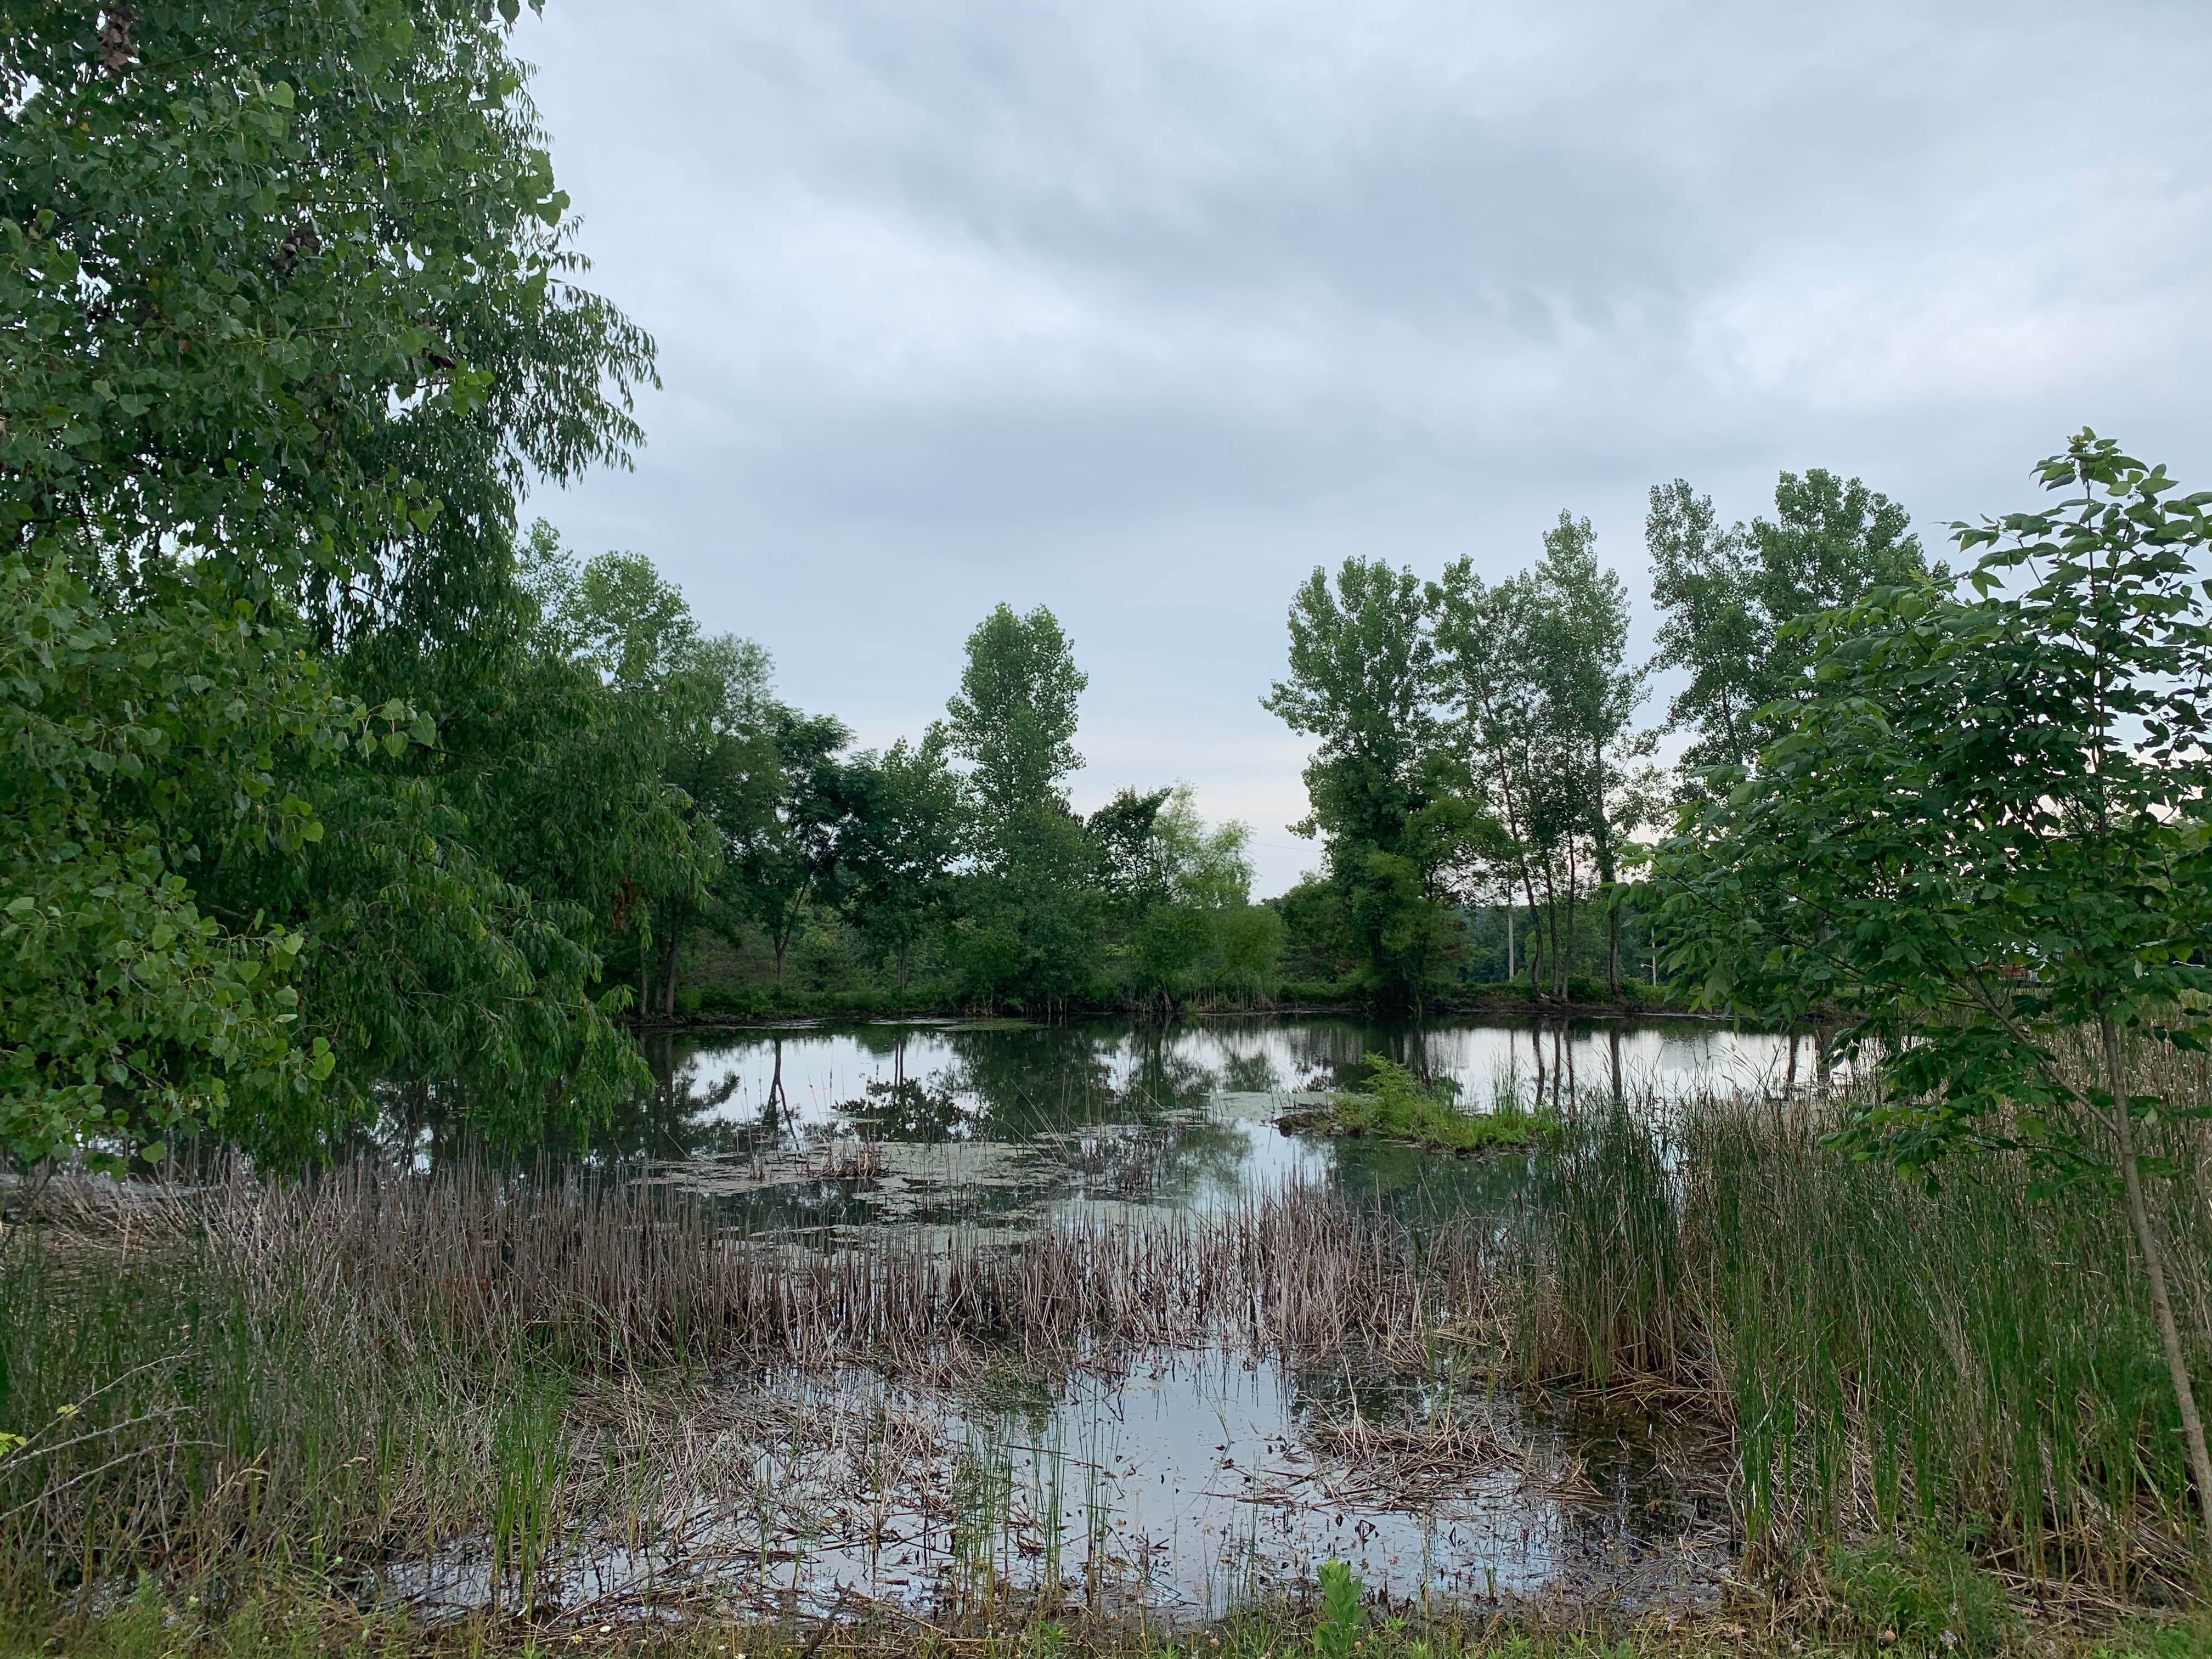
[1282,1053,1560,1152]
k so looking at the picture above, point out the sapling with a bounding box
[1657,431,2212,1560]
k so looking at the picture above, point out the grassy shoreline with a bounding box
[7,1577,2207,1659]
[626,991,1714,1032]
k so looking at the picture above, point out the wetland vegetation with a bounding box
[1276,1056,1559,1155]
[5,4,2212,1657]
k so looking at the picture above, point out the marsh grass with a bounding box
[2,1052,2209,1626]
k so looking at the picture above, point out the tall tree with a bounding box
[1522,514,1651,998]
[1655,433,2212,1556]
[836,735,962,999]
[1650,470,1933,780]
[1434,521,1648,1003]
[520,534,778,1016]
[943,604,1086,839]
[719,708,854,986]
[1263,559,1462,1006]
[941,605,1100,1009]
[0,0,660,1160]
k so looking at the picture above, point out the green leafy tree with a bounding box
[1654,432,2212,1555]
[943,604,1086,837]
[949,805,1103,1013]
[1263,559,1464,1005]
[0,559,398,1166]
[1432,521,1646,1001]
[1650,470,1933,779]
[836,734,962,998]
[719,708,854,986]
[1121,789,1285,1005]
[1,0,652,610]
[511,531,764,1017]
[941,605,1101,1009]
[1520,515,1653,997]
[1,1,661,1160]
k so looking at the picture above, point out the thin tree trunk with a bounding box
[1505,905,1515,982]
[1592,790,1621,1001]
[660,920,682,1018]
[2104,1014,2212,1562]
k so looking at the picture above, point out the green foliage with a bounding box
[1656,432,2212,1558]
[1657,432,2212,1178]
[949,804,1105,1011]
[1817,1537,2013,1657]
[1263,559,1472,1003]
[1434,516,1654,1000]
[0,555,401,1165]
[0,0,669,1162]
[1313,1559,1365,1659]
[0,0,652,606]
[944,604,1086,836]
[837,735,963,995]
[1649,470,1936,779]
[1313,1054,1557,1152]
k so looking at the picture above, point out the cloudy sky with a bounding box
[519,0,2212,896]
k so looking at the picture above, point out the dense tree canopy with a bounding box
[1648,470,1937,780]
[1,0,670,1164]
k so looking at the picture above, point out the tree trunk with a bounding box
[1592,795,1621,1001]
[659,920,683,1018]
[2104,1015,2212,1563]
[1505,905,1515,982]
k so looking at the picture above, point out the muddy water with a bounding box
[419,1018,1776,1622]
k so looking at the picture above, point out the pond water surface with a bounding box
[420,1017,1793,1623]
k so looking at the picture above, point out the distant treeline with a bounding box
[513,532,1284,1023]
[584,470,1940,1022]
[1266,472,1940,1007]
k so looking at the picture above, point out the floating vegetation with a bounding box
[1277,1054,1560,1155]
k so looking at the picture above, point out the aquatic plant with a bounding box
[1289,1053,1559,1153]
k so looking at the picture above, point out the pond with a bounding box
[619,1013,1805,1232]
[411,1016,1792,1624]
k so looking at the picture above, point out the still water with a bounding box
[410,1018,1789,1622]
[623,1013,1803,1233]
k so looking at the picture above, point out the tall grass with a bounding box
[0,1164,1519,1611]
[2,1069,2207,1615]
[1513,1095,2211,1592]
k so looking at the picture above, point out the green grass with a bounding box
[4,1572,2207,1659]
[1510,1092,2212,1593]
[1290,1053,1561,1152]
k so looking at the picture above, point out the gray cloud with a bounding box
[521,0,2212,893]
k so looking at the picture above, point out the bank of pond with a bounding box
[1,1015,2205,1657]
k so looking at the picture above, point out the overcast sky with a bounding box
[519,0,2212,896]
